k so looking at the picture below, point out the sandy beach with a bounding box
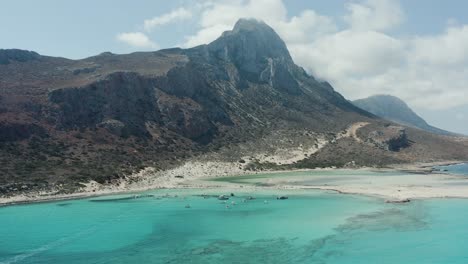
[0,159,466,206]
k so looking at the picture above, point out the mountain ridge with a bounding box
[1,19,467,197]
[353,94,456,136]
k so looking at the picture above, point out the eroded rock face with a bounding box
[44,19,323,145]
[49,72,160,138]
[155,90,222,144]
[42,18,362,147]
[48,69,230,143]
[366,126,409,151]
[206,19,301,95]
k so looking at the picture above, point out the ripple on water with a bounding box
[2,190,468,264]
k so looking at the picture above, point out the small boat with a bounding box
[218,195,230,200]
[276,196,288,200]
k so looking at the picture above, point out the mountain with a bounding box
[1,19,467,197]
[353,95,455,136]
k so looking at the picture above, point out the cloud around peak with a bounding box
[180,0,468,110]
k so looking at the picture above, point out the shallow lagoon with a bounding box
[436,163,468,176]
[2,180,468,263]
[212,169,406,187]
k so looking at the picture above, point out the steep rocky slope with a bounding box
[353,95,454,135]
[1,19,467,196]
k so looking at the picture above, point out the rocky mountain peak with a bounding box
[210,18,292,62]
[232,18,274,33]
[205,18,296,88]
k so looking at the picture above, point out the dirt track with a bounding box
[340,122,370,142]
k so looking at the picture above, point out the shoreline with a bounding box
[0,160,466,207]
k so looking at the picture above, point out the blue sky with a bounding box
[1,0,467,134]
[2,0,468,58]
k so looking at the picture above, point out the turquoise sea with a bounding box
[435,163,468,176]
[2,171,468,263]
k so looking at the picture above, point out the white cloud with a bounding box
[330,24,468,110]
[116,32,158,49]
[199,0,286,27]
[410,25,468,66]
[182,0,334,48]
[182,0,287,47]
[115,8,192,50]
[184,23,232,47]
[275,10,337,44]
[344,0,404,31]
[144,8,192,32]
[293,30,404,79]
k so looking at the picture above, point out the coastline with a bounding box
[0,160,466,207]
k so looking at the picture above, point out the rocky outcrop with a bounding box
[366,126,410,151]
[49,72,160,138]
[206,19,301,95]
[48,69,230,143]
[72,66,100,75]
[0,49,41,65]
[97,119,125,136]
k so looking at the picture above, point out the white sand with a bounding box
[1,159,466,206]
[219,169,468,201]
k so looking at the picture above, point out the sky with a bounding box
[1,0,467,135]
